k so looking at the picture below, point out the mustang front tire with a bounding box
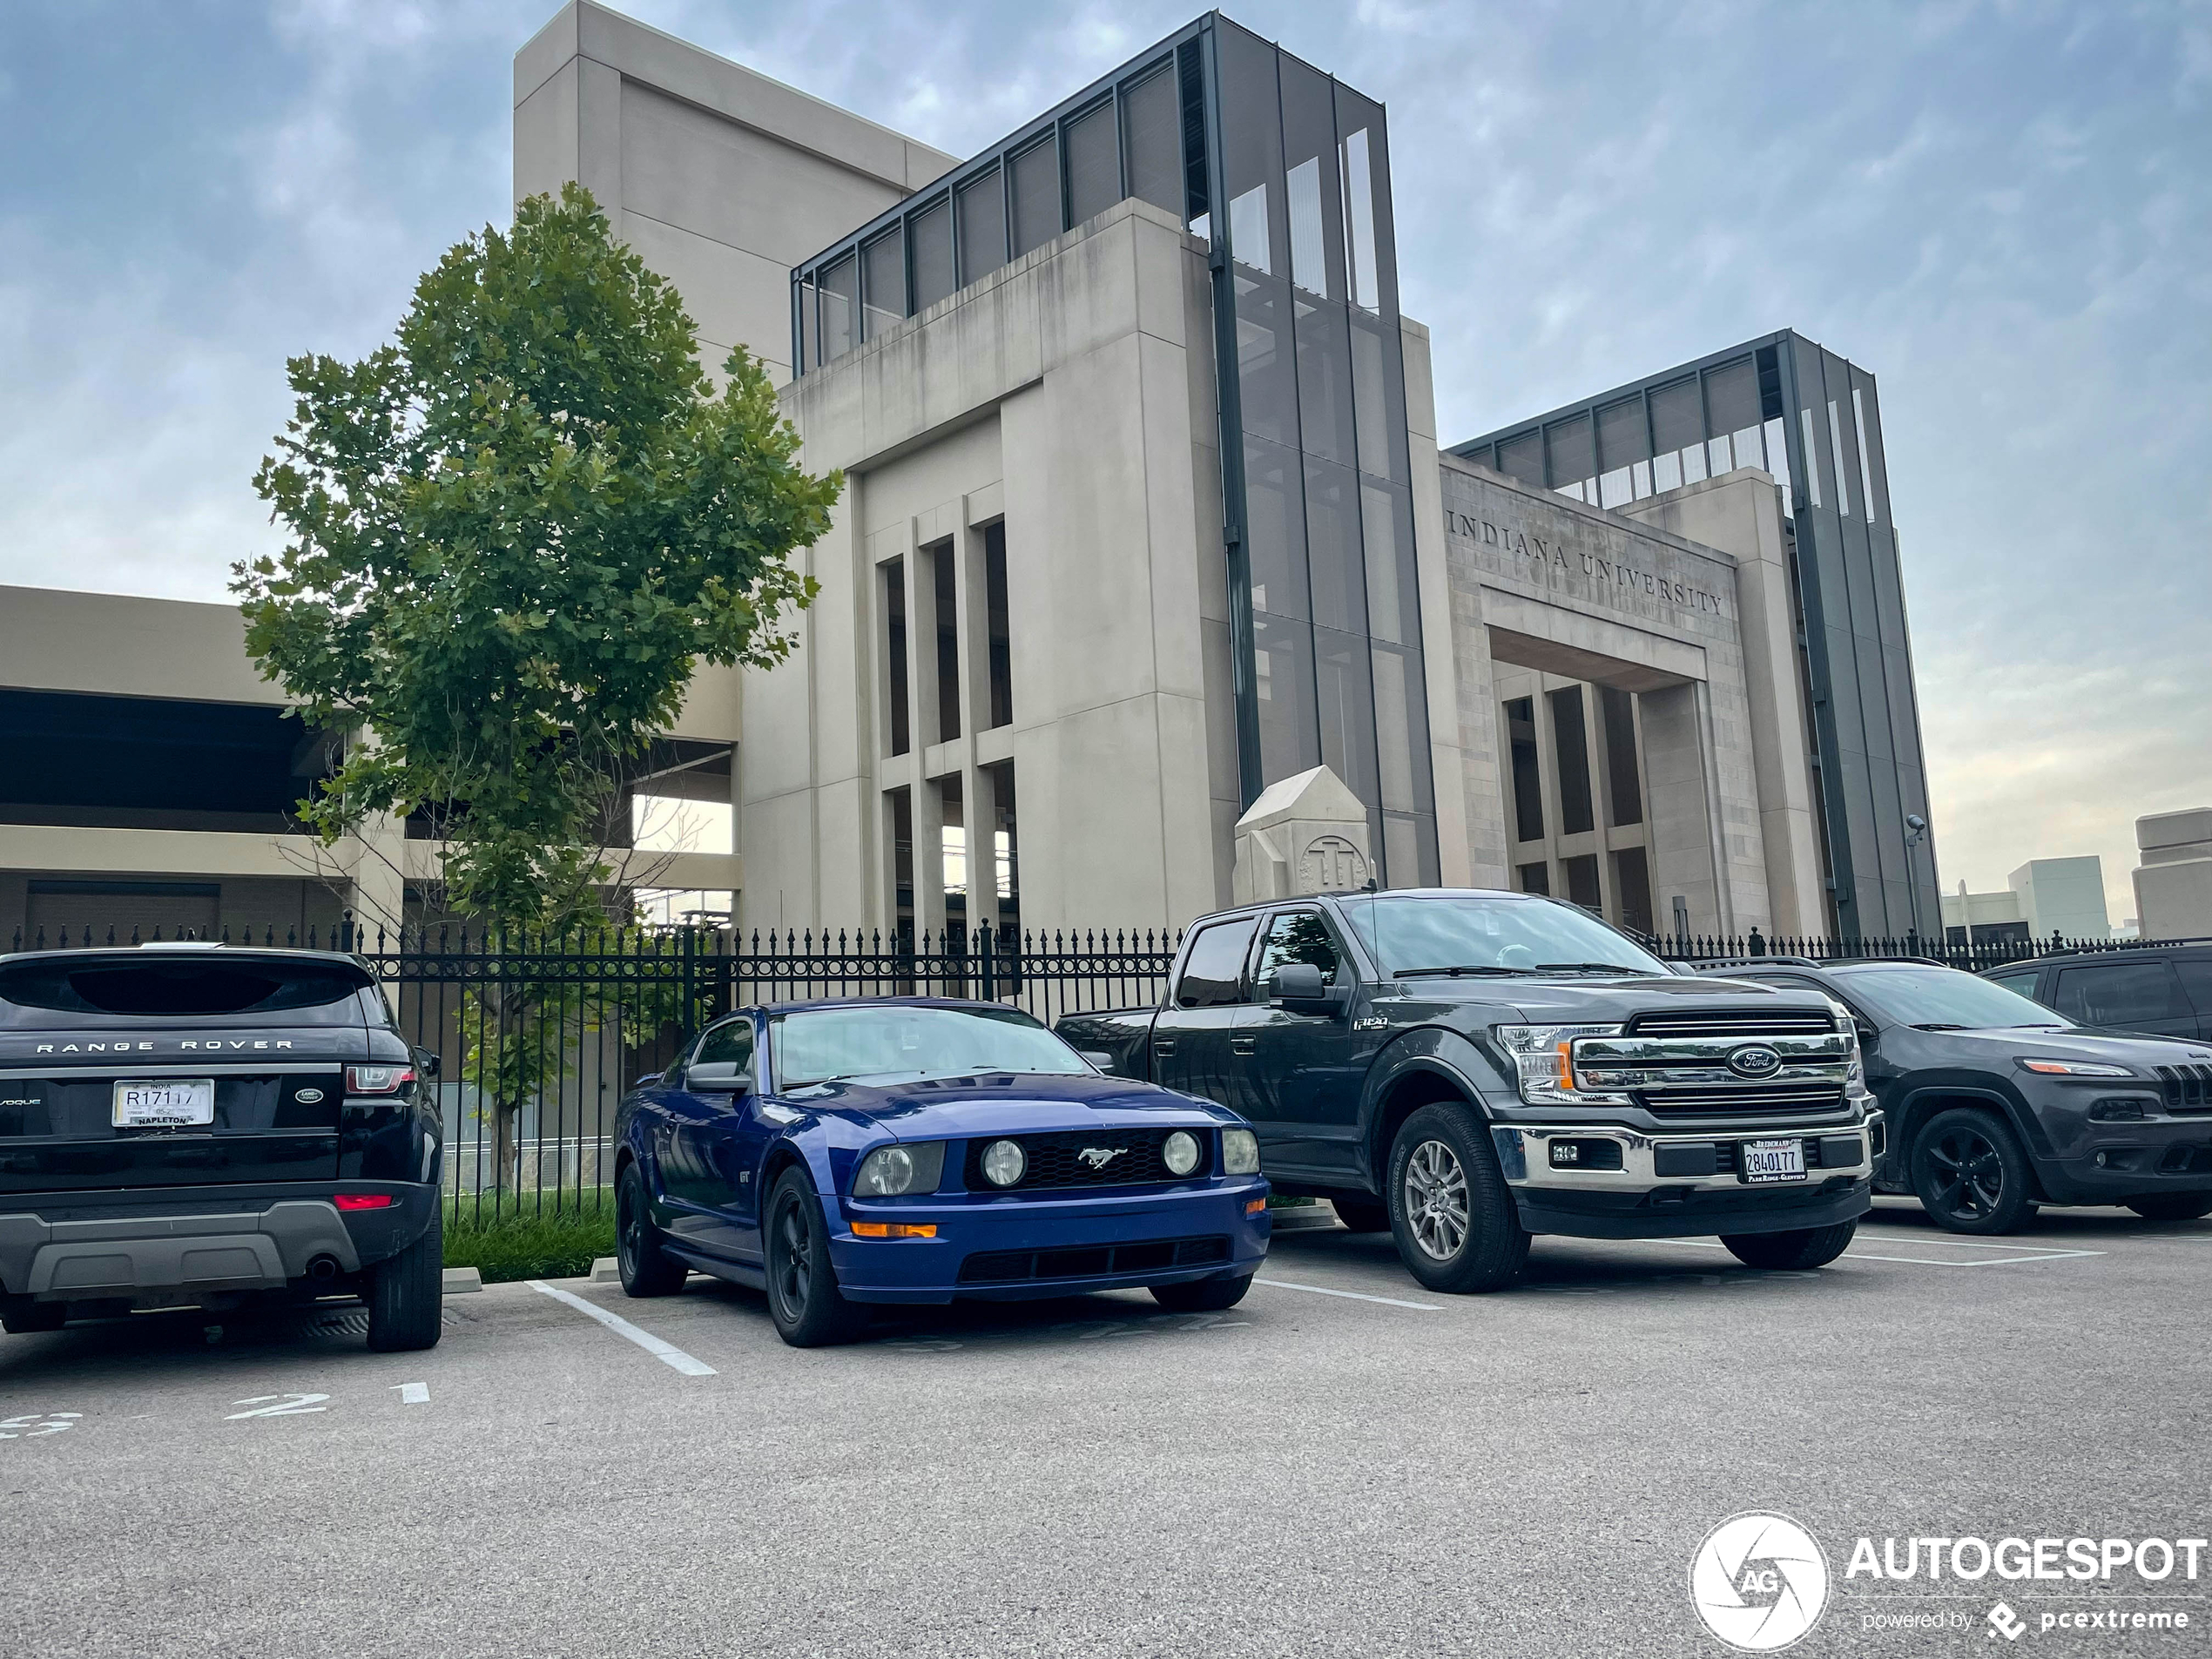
[764,1168,868,1347]
[1721,1221,1858,1270]
[1150,1272,1253,1312]
[366,1204,443,1352]
[617,1163,689,1297]
[1387,1102,1529,1293]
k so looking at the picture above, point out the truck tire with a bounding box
[2125,1192,2212,1222]
[366,1204,443,1352]
[1386,1102,1528,1293]
[1150,1272,1253,1312]
[2,1298,66,1335]
[1332,1197,1391,1233]
[617,1163,689,1297]
[1722,1221,1858,1270]
[764,1168,869,1347]
[1911,1107,2037,1235]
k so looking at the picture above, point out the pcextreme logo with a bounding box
[1689,1513,1832,1652]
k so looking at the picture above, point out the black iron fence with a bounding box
[8,915,2199,1216]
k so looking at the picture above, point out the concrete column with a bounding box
[1402,318,1476,887]
[347,812,408,944]
[1640,682,1725,935]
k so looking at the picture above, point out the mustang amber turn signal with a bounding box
[333,1193,396,1211]
[1245,1198,1268,1216]
[850,1222,937,1238]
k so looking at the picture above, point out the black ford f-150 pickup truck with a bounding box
[1057,889,1885,1292]
[0,945,444,1349]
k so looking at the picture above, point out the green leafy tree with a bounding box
[237,182,835,1187]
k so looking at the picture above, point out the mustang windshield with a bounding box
[1831,965,2073,1030]
[771,1005,1093,1089]
[1341,895,1668,979]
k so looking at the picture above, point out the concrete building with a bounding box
[2134,809,2212,941]
[0,3,1947,948]
[1941,857,2113,946]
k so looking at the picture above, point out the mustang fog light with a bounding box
[1163,1130,1201,1176]
[853,1141,946,1197]
[981,1139,1027,1187]
[1222,1128,1260,1175]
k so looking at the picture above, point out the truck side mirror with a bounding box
[1271,963,1350,1015]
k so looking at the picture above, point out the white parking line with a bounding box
[1254,1277,1442,1311]
[392,1382,430,1405]
[1646,1238,2103,1268]
[528,1281,718,1375]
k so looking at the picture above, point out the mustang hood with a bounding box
[788,1070,1231,1137]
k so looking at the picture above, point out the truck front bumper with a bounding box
[1494,1119,1879,1239]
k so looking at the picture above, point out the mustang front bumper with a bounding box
[827,1177,1271,1304]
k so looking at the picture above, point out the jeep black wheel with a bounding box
[1722,1221,1858,1270]
[764,1168,867,1347]
[1150,1272,1252,1312]
[366,1204,442,1352]
[617,1163,688,1297]
[2124,1192,2212,1222]
[1332,1197,1391,1233]
[1387,1102,1528,1293]
[1912,1108,2036,1235]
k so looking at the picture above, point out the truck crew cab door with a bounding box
[1244,907,1375,1179]
[1149,916,1262,1116]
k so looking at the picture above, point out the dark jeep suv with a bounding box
[1709,956,2212,1231]
[1980,943,2212,1045]
[0,946,444,1348]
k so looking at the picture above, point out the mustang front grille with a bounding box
[957,1234,1231,1284]
[961,1127,1200,1191]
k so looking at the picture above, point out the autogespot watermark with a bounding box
[1689,1517,2209,1650]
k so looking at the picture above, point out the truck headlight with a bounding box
[1494,1025,1627,1106]
[1222,1128,1260,1175]
[853,1141,946,1197]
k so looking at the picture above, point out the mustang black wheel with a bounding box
[617,1163,688,1297]
[1331,1197,1391,1233]
[2125,1192,2212,1222]
[1387,1102,1528,1293]
[1912,1108,2036,1235]
[1150,1273,1252,1312]
[366,1204,442,1352]
[764,1168,867,1347]
[1721,1221,1858,1270]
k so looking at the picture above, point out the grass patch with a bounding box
[442,1195,617,1285]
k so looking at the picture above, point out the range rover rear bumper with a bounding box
[0,1180,437,1302]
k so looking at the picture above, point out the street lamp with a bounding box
[1904,813,1929,942]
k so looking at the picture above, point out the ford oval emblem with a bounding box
[295,1087,325,1103]
[1727,1044,1783,1079]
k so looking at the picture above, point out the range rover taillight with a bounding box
[346,1064,415,1095]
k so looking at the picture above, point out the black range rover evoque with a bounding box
[0,945,443,1350]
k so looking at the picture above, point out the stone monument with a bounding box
[1232,765,1375,904]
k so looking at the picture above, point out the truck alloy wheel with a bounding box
[1386,1102,1529,1293]
[1402,1141,1470,1261]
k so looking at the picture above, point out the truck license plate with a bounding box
[1739,1138,1806,1184]
[112,1079,215,1129]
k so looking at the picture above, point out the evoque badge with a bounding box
[1077,1147,1127,1170]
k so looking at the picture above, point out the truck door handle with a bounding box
[1231,1037,1256,1055]
[1153,1040,1177,1057]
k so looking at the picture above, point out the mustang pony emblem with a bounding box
[1077,1146,1127,1170]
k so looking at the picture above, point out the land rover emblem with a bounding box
[1727,1044,1784,1079]
[1076,1147,1126,1170]
[295,1088,325,1103]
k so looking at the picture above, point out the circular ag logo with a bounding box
[1726,1043,1784,1080]
[1689,1512,1830,1651]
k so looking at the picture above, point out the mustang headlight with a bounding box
[852,1141,946,1197]
[1494,1024,1628,1106]
[1163,1130,1202,1176]
[1221,1128,1260,1175]
[981,1138,1027,1188]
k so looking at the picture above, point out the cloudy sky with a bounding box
[2,0,2206,921]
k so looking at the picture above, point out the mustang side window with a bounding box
[1176,919,1260,1008]
[1254,911,1343,988]
[691,1019,755,1080]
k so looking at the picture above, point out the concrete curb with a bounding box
[441,1266,483,1295]
[590,1256,620,1284]
[1268,1205,1343,1233]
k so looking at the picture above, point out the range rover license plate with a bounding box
[112,1079,215,1129]
[1739,1138,1806,1184]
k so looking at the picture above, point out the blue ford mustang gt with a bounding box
[613,997,1271,1345]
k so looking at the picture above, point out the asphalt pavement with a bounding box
[3,1197,2208,1658]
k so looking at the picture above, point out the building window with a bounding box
[986,760,1019,930]
[797,276,815,374]
[1064,98,1119,227]
[910,199,954,314]
[1827,400,1851,516]
[1229,183,1271,275]
[819,255,857,364]
[1497,431,1542,489]
[1562,853,1602,912]
[1799,408,1823,509]
[956,169,1007,286]
[1610,846,1654,936]
[1852,388,1878,523]
[930,542,960,743]
[1010,136,1060,258]
[889,788,914,942]
[1548,685,1595,837]
[1286,157,1330,296]
[938,775,966,918]
[1340,128,1379,313]
[860,227,905,341]
[984,523,1012,729]
[883,560,910,757]
[1516,861,1550,896]
[1545,415,1595,499]
[1600,685,1642,826]
[1122,64,1181,215]
[1507,697,1544,844]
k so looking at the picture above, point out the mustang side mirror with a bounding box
[1271,963,1351,1015]
[684,1061,752,1094]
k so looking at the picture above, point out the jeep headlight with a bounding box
[853,1141,946,1197]
[1494,1024,1627,1106]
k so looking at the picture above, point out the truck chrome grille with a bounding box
[1632,1084,1848,1116]
[1625,1008,1836,1038]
